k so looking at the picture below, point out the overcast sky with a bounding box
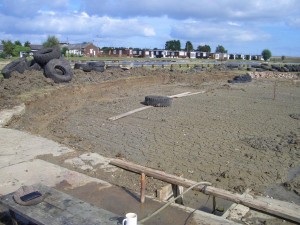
[1,0,300,56]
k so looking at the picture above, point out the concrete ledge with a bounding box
[0,103,25,127]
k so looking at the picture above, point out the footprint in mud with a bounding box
[289,113,300,120]
[242,132,299,152]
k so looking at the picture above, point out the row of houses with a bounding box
[0,43,263,60]
[103,48,263,60]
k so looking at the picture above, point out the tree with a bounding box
[185,41,193,52]
[215,45,227,53]
[197,45,211,53]
[165,40,181,51]
[43,35,60,48]
[61,46,69,56]
[12,45,31,57]
[24,41,31,48]
[14,40,22,46]
[261,49,272,61]
[281,55,286,62]
[1,40,14,56]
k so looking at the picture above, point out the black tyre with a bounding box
[74,63,86,70]
[27,59,42,71]
[1,58,28,78]
[82,64,92,72]
[87,61,105,72]
[92,66,105,72]
[33,46,61,66]
[144,95,172,107]
[44,58,73,83]
[87,61,105,67]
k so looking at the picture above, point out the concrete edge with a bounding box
[0,103,25,127]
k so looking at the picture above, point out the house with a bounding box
[187,51,196,59]
[67,43,99,57]
[153,49,164,58]
[195,51,209,59]
[236,54,245,60]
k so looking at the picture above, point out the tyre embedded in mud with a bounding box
[1,58,28,78]
[44,58,73,83]
[144,95,172,107]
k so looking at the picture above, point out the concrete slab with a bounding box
[0,159,111,195]
[0,128,73,168]
[64,153,118,172]
[0,104,25,128]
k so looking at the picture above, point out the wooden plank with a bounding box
[108,91,205,121]
[108,105,152,121]
[110,158,300,223]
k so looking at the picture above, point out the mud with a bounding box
[2,67,300,208]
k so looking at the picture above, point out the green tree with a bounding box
[43,35,60,48]
[185,41,193,52]
[14,40,22,46]
[61,46,68,56]
[197,45,211,53]
[1,40,14,56]
[215,45,227,53]
[261,49,272,61]
[24,41,31,48]
[12,45,31,57]
[165,40,181,51]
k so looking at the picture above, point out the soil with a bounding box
[1,66,300,210]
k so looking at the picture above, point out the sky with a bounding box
[0,0,300,56]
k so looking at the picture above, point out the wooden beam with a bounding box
[108,91,205,121]
[110,158,300,223]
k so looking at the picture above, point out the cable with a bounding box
[139,181,212,224]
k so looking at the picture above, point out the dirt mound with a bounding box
[0,70,53,109]
[0,67,233,110]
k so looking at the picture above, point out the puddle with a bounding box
[265,165,300,205]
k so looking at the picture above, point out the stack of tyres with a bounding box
[1,46,73,83]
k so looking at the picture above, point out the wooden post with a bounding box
[140,173,146,203]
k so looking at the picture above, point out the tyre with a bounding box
[1,58,28,78]
[92,66,105,72]
[144,95,172,107]
[27,59,42,71]
[33,46,61,66]
[82,64,92,72]
[44,58,73,83]
[74,63,86,70]
[87,61,105,67]
[87,61,105,72]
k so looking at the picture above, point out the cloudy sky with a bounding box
[1,0,300,56]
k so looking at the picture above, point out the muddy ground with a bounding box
[1,67,300,211]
